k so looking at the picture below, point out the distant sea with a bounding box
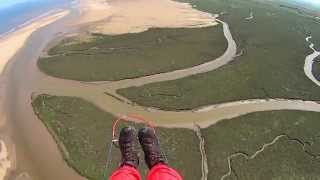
[0,0,70,36]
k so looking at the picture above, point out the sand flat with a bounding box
[77,0,218,35]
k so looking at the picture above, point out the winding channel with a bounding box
[32,17,320,129]
[304,36,320,86]
[4,6,320,180]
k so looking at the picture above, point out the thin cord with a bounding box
[104,141,114,179]
[155,130,168,163]
[104,114,159,179]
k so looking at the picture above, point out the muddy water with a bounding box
[3,9,85,180]
[36,79,320,129]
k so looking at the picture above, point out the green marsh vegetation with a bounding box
[32,95,320,180]
[38,25,227,81]
[32,95,202,180]
[118,0,320,110]
[202,110,320,180]
[230,138,320,180]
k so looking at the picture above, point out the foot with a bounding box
[119,126,139,168]
[138,127,166,169]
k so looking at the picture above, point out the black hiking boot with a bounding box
[119,126,139,168]
[138,127,166,169]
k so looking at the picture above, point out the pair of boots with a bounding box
[119,126,166,169]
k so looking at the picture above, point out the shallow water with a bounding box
[0,0,69,35]
[0,2,84,179]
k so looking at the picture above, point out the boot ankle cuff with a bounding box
[150,161,167,169]
[121,161,138,169]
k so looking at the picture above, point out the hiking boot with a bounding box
[138,127,166,169]
[119,126,139,168]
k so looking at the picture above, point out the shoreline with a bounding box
[0,9,70,180]
[0,10,70,74]
[0,10,66,39]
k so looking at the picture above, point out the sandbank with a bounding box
[77,0,218,35]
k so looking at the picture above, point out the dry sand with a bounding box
[0,10,69,180]
[0,140,11,180]
[77,0,218,35]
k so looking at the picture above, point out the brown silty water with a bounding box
[1,8,85,180]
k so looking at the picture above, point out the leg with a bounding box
[147,163,183,180]
[109,127,141,180]
[110,165,141,180]
[138,127,183,180]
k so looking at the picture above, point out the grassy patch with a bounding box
[38,25,227,81]
[202,110,320,180]
[31,95,201,180]
[118,0,320,110]
[230,137,320,180]
[31,95,320,179]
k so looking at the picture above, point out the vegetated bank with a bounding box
[32,95,320,180]
[312,60,320,81]
[31,95,202,180]
[203,110,320,180]
[117,0,320,111]
[38,25,227,81]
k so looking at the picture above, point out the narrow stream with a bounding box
[304,36,320,86]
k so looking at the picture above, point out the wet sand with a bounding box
[0,140,12,180]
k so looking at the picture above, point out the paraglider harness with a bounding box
[104,114,167,175]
